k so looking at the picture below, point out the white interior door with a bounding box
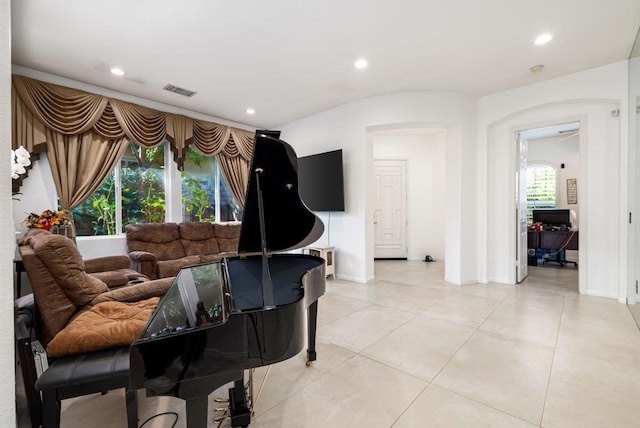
[516,133,528,282]
[374,160,407,259]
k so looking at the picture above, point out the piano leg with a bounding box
[185,396,208,428]
[306,300,319,365]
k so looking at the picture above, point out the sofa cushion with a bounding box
[213,222,241,253]
[126,223,186,261]
[179,222,220,256]
[157,256,201,279]
[46,297,160,357]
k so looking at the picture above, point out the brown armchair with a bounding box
[17,228,174,428]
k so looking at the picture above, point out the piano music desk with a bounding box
[305,246,335,279]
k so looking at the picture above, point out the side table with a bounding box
[305,246,335,279]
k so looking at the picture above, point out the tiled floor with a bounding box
[17,261,640,427]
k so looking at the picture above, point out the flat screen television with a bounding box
[532,209,571,228]
[297,149,345,212]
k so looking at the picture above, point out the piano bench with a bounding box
[16,295,138,428]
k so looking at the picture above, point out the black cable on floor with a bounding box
[139,411,179,428]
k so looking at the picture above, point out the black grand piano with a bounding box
[130,132,326,427]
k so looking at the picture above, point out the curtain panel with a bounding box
[11,75,255,210]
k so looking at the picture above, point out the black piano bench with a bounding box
[16,294,138,428]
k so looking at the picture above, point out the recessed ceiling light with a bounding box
[354,59,368,69]
[246,108,255,115]
[530,64,545,73]
[534,33,553,45]
[110,67,125,76]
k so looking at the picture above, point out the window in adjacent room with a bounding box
[526,163,557,223]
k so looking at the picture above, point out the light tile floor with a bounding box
[17,261,640,427]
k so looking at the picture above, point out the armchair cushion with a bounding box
[31,234,109,306]
[46,297,160,357]
[84,255,131,273]
[89,276,174,305]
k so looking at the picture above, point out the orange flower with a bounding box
[23,210,71,231]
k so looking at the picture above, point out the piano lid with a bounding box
[239,132,324,253]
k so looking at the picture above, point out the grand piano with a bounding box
[130,131,327,427]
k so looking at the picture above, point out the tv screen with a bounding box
[297,149,345,212]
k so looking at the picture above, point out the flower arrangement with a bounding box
[23,210,72,231]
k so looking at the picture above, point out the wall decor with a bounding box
[567,178,577,204]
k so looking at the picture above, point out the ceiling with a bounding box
[10,0,640,129]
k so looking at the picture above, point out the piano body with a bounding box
[130,132,326,427]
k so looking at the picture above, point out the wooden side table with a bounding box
[306,246,335,279]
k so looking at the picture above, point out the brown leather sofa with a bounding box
[126,221,241,279]
[17,228,174,428]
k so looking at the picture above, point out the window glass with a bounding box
[181,149,242,223]
[121,143,166,230]
[526,164,556,222]
[181,150,216,222]
[72,173,116,236]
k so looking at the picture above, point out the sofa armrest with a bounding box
[89,277,174,305]
[84,255,131,273]
[128,251,159,280]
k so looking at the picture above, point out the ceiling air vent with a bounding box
[163,84,197,97]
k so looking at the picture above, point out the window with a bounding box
[72,143,241,236]
[181,148,242,223]
[526,164,557,222]
[73,143,166,236]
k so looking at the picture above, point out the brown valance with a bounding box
[11,74,255,168]
[11,74,256,211]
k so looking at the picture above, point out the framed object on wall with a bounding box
[567,178,577,204]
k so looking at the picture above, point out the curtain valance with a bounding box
[11,75,255,169]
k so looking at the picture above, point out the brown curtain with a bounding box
[45,130,129,210]
[11,74,256,208]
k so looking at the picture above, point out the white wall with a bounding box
[478,61,629,300]
[372,131,446,261]
[1,0,16,425]
[280,91,477,284]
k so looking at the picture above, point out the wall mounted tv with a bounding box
[297,149,345,212]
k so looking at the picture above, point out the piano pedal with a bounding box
[215,407,230,413]
[214,397,230,403]
[214,415,230,423]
